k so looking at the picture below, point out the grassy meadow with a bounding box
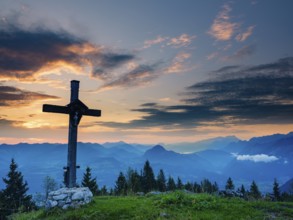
[12,191,293,220]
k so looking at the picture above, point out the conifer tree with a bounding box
[238,184,247,197]
[184,181,193,191]
[156,169,166,192]
[176,177,183,190]
[126,168,141,193]
[273,178,281,201]
[167,176,176,191]
[250,180,261,199]
[212,181,219,193]
[81,166,99,195]
[225,177,235,190]
[142,160,156,193]
[1,158,33,216]
[201,179,213,193]
[100,185,108,196]
[193,182,201,193]
[115,172,127,195]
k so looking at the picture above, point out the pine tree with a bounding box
[100,185,108,196]
[250,180,261,199]
[2,158,33,216]
[212,181,219,193]
[126,168,141,194]
[115,172,127,195]
[273,178,281,201]
[81,166,99,195]
[193,182,201,193]
[238,184,247,197]
[142,160,156,193]
[176,177,183,190]
[225,177,235,190]
[201,179,213,193]
[185,181,193,191]
[156,169,166,192]
[167,176,176,191]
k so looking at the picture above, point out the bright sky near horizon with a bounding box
[0,0,293,144]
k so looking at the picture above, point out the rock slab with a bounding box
[46,187,93,209]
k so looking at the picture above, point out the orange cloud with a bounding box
[165,52,192,73]
[208,4,238,41]
[167,34,196,48]
[143,35,169,48]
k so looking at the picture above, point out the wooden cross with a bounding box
[43,80,101,188]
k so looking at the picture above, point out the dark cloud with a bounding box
[100,64,159,90]
[0,117,15,126]
[0,26,135,81]
[0,85,59,107]
[99,57,293,129]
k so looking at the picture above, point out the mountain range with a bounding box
[0,132,292,194]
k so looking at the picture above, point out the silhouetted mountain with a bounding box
[280,178,293,193]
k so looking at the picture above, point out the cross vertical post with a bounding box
[43,80,101,188]
[67,80,79,188]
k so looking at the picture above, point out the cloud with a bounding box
[208,4,238,41]
[234,153,279,163]
[236,26,255,42]
[143,36,169,48]
[142,34,195,49]
[0,117,19,126]
[208,4,255,43]
[0,85,59,107]
[99,64,159,90]
[99,57,293,129]
[165,52,192,73]
[224,45,256,60]
[167,34,196,48]
[0,26,135,81]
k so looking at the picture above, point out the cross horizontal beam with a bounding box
[43,104,101,117]
[43,104,69,114]
[84,109,101,117]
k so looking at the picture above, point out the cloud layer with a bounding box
[0,85,58,107]
[0,26,134,81]
[100,57,293,129]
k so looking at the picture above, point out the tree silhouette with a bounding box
[81,166,99,195]
[250,180,261,199]
[1,159,33,217]
[225,177,235,190]
[176,177,183,190]
[142,160,156,193]
[115,172,127,195]
[273,178,281,201]
[167,176,176,191]
[157,169,167,192]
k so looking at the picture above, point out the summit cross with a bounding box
[43,80,101,188]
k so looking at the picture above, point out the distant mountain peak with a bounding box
[151,145,166,152]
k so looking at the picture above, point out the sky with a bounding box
[0,0,293,145]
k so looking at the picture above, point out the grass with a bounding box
[12,191,293,220]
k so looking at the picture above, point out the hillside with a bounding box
[12,192,293,220]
